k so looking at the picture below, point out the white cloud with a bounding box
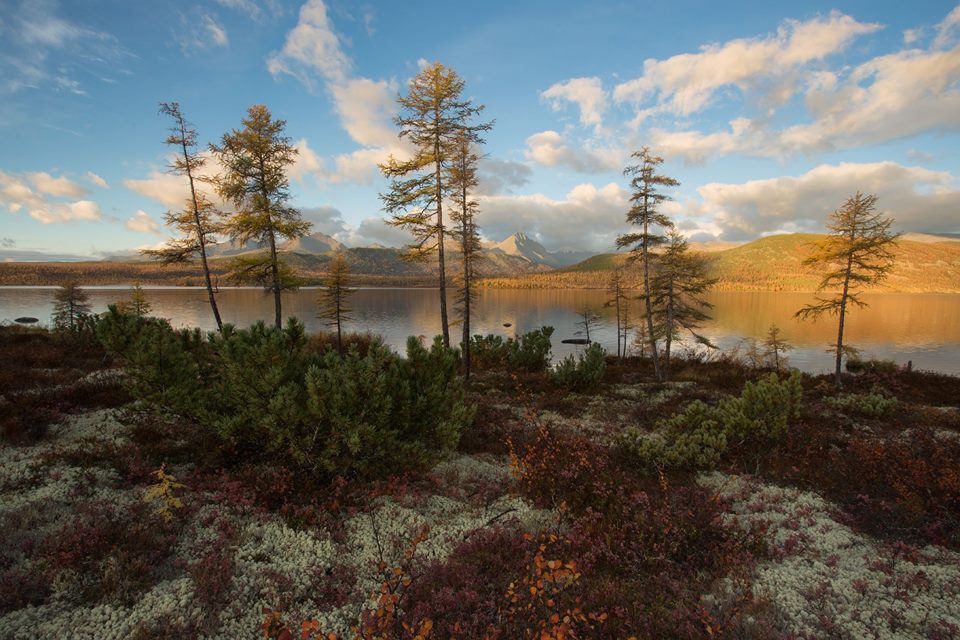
[933,4,960,49]
[542,77,608,131]
[478,182,629,252]
[1,0,131,96]
[266,0,350,86]
[28,171,87,197]
[614,11,880,116]
[126,210,162,234]
[524,130,622,173]
[266,0,408,184]
[175,11,230,53]
[2,169,103,224]
[696,161,960,240]
[85,171,108,188]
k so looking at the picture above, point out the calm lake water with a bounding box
[2,286,959,376]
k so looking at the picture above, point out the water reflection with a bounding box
[1,286,958,375]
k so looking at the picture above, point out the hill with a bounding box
[477,234,960,292]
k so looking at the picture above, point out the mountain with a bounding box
[486,232,593,268]
[282,232,343,254]
[477,233,960,293]
[490,232,559,267]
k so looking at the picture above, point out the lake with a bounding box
[2,286,959,376]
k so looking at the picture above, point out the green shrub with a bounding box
[823,391,897,417]
[470,326,554,373]
[845,358,899,374]
[619,371,803,471]
[304,337,473,473]
[99,312,473,476]
[550,343,606,391]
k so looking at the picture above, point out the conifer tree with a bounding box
[448,129,486,379]
[795,192,899,387]
[52,282,91,330]
[761,323,793,371]
[617,147,677,381]
[317,252,355,356]
[379,62,491,348]
[605,267,629,359]
[649,231,716,375]
[131,283,151,318]
[212,104,311,329]
[575,308,601,343]
[143,102,223,331]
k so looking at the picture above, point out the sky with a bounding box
[1,0,959,260]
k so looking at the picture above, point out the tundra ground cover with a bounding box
[1,325,958,638]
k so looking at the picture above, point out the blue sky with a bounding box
[1,0,959,260]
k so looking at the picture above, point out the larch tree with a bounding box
[448,129,486,380]
[605,267,630,359]
[649,230,716,376]
[761,323,793,372]
[795,192,899,388]
[575,308,601,343]
[317,252,355,356]
[52,282,91,330]
[212,104,311,329]
[142,102,224,331]
[616,147,677,382]
[379,61,491,348]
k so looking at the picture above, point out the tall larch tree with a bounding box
[616,147,677,382]
[143,102,224,331]
[379,62,491,348]
[448,129,487,379]
[795,192,899,388]
[212,104,311,329]
[649,230,716,376]
[317,252,355,356]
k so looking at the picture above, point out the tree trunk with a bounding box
[664,284,674,378]
[615,289,622,359]
[267,228,282,329]
[642,205,662,381]
[434,137,450,348]
[181,124,223,332]
[836,252,854,388]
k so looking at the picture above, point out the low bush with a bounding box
[470,326,554,373]
[619,371,803,470]
[823,390,897,417]
[98,310,473,477]
[550,343,606,391]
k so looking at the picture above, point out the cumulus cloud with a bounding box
[542,77,608,131]
[1,170,102,223]
[476,158,533,195]
[524,130,622,173]
[614,11,880,116]
[695,161,960,240]
[621,6,960,163]
[477,182,629,252]
[125,210,162,234]
[28,171,87,197]
[300,204,349,237]
[85,171,108,188]
[267,0,408,184]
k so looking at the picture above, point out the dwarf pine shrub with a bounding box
[470,326,554,372]
[99,312,472,476]
[550,343,606,391]
[823,390,897,417]
[619,371,803,470]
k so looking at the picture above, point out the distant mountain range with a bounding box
[479,232,960,293]
[2,232,958,292]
